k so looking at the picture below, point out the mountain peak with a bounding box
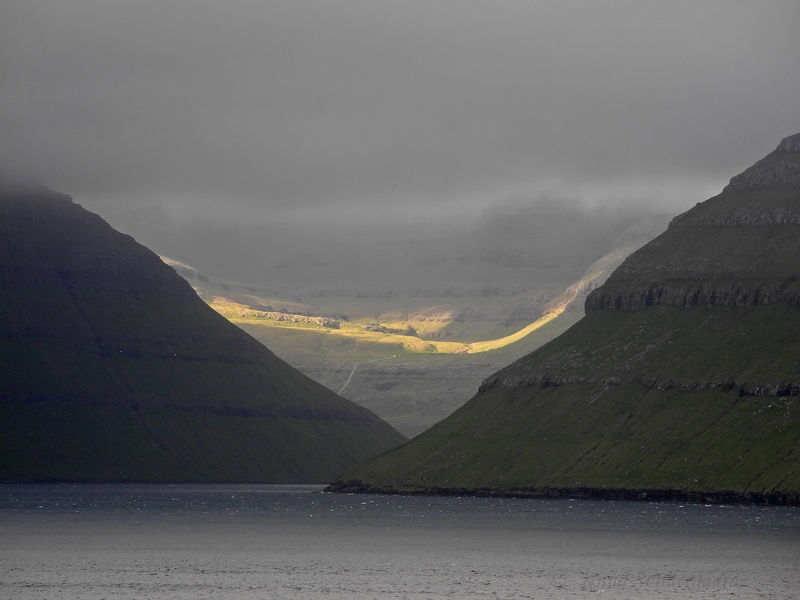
[777,132,800,152]
[724,131,800,190]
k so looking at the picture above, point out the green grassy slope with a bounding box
[240,310,584,437]
[336,305,800,499]
[0,183,404,482]
[332,134,800,502]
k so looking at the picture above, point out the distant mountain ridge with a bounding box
[330,133,800,504]
[0,183,404,482]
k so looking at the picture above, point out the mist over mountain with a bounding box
[4,1,797,243]
[95,196,665,296]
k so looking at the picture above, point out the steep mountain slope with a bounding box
[332,133,800,503]
[0,183,404,482]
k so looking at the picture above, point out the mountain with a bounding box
[330,133,800,504]
[0,183,404,482]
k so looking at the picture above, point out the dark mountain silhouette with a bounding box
[0,182,404,482]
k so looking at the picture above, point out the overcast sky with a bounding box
[2,0,799,228]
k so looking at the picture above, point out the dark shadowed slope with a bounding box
[0,183,404,482]
[332,133,800,503]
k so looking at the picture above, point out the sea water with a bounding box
[1,483,798,599]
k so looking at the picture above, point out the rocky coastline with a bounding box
[326,480,800,506]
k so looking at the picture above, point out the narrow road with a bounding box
[337,362,359,394]
[337,354,396,394]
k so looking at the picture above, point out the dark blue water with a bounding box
[2,484,798,599]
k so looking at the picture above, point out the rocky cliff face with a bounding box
[0,183,404,482]
[585,133,800,312]
[725,132,800,190]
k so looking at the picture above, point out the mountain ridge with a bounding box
[329,133,800,504]
[586,137,800,313]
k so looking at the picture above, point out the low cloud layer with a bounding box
[3,0,799,229]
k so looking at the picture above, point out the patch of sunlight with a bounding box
[210,291,574,355]
[464,310,562,353]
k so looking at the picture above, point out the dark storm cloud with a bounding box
[2,0,799,221]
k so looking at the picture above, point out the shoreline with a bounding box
[325,480,800,506]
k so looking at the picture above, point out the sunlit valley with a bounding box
[159,203,671,435]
